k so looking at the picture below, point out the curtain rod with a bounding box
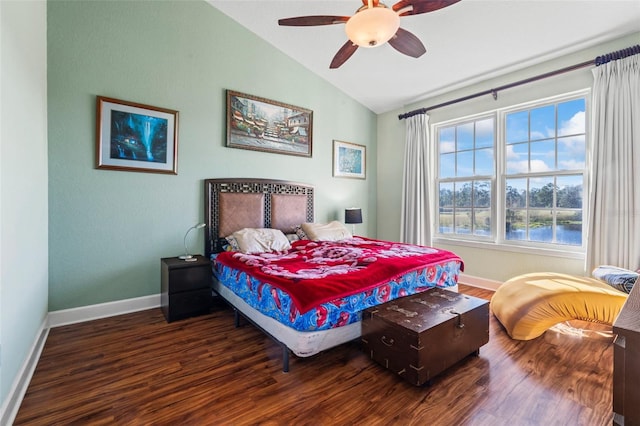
[398,44,640,120]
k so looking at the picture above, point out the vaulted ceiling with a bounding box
[208,0,640,114]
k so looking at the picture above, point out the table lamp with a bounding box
[179,222,206,261]
[345,208,363,235]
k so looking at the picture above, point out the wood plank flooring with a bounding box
[15,285,615,425]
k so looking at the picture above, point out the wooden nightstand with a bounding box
[161,255,212,322]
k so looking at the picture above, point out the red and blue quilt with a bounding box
[213,237,463,331]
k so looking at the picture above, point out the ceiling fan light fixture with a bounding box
[345,6,400,48]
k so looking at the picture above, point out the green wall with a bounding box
[47,0,377,311]
[0,0,49,411]
[377,32,640,283]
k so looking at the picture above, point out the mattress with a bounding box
[212,279,365,357]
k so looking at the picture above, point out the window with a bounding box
[436,92,588,250]
[504,97,586,246]
[438,117,495,237]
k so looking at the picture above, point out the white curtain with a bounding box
[586,54,640,272]
[400,113,434,246]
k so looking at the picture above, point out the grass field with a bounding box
[439,209,582,234]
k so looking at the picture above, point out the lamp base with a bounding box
[179,254,193,260]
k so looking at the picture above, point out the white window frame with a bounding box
[435,113,497,242]
[433,89,590,259]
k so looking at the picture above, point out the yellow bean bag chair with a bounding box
[491,272,628,340]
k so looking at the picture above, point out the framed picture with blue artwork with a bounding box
[96,96,179,174]
[333,140,366,179]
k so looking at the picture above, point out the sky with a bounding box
[438,97,586,189]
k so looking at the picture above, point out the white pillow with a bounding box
[300,221,352,241]
[230,228,291,253]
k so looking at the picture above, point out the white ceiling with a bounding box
[207,0,640,114]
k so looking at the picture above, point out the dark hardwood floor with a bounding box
[15,285,615,425]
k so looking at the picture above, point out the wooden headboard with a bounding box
[204,178,314,257]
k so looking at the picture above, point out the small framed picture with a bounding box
[333,140,366,179]
[96,96,179,174]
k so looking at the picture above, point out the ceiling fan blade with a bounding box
[392,0,461,16]
[278,16,349,26]
[388,28,426,58]
[330,41,359,69]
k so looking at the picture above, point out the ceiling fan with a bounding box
[278,0,461,69]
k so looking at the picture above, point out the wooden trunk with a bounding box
[361,288,489,386]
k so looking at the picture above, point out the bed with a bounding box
[204,178,463,371]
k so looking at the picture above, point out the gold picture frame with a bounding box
[96,96,178,174]
[226,90,313,157]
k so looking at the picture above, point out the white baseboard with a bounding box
[0,319,49,426]
[48,294,161,328]
[459,273,502,291]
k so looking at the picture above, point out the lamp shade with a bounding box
[344,6,400,48]
[345,208,363,224]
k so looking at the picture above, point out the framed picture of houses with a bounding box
[226,90,313,157]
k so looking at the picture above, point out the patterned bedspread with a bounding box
[213,237,463,332]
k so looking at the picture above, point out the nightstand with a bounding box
[161,255,212,322]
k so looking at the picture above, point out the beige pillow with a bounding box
[301,221,352,241]
[231,228,291,253]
